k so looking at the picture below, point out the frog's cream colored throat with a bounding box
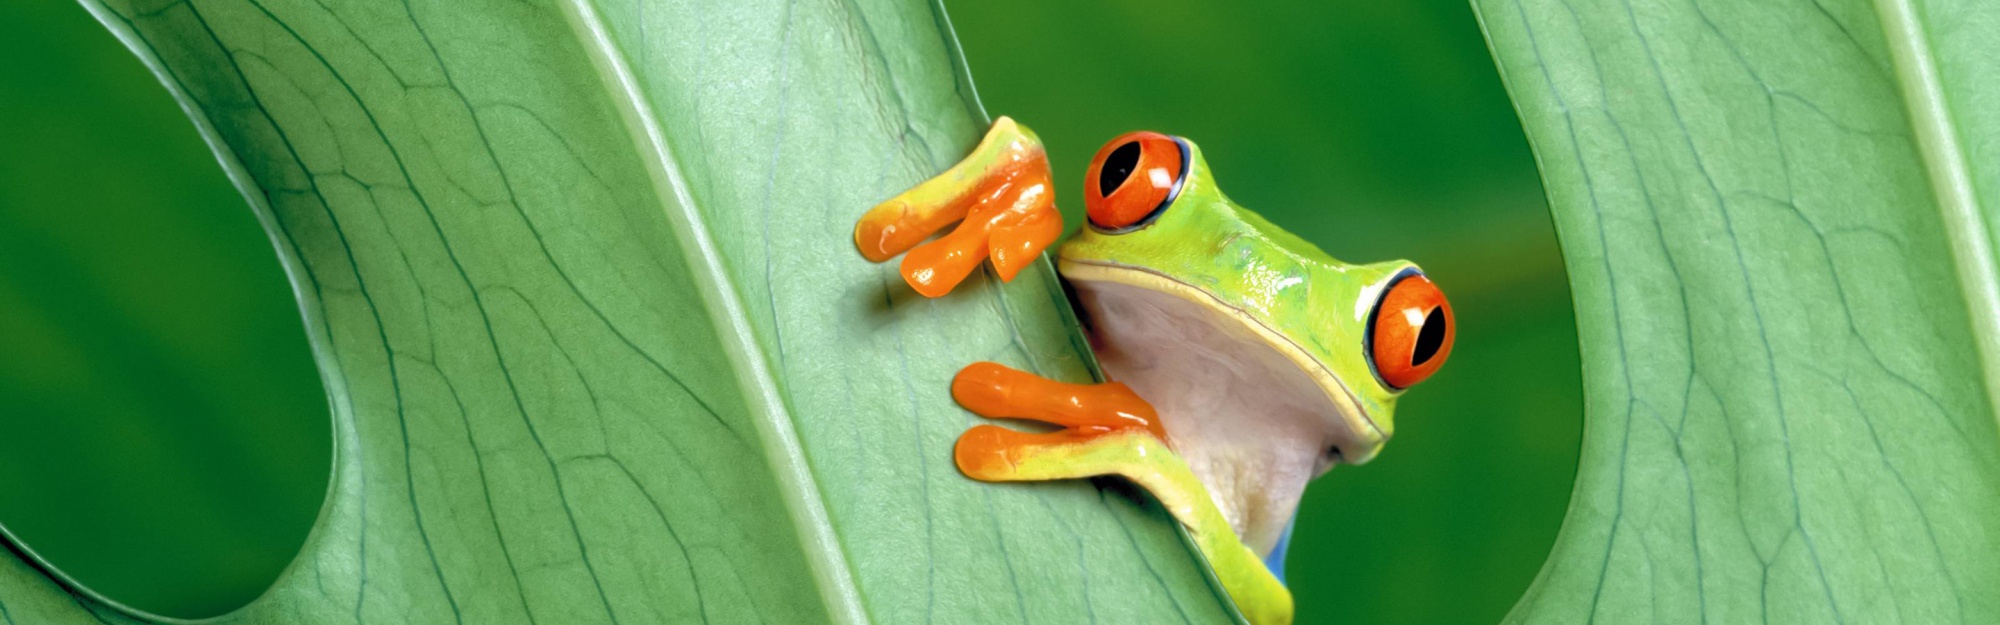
[1058,257,1386,555]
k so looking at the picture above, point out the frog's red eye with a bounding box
[1367,271,1454,389]
[1085,131,1186,232]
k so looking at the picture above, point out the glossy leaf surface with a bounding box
[1477,0,2000,621]
[0,0,1237,621]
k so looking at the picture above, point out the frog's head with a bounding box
[1056,131,1455,554]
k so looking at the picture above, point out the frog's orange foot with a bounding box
[954,424,1156,482]
[948,363,1294,625]
[854,117,1063,298]
[949,362,1168,482]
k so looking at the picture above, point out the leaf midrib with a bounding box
[1874,0,2000,427]
[555,2,869,624]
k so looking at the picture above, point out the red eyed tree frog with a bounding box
[853,117,1455,625]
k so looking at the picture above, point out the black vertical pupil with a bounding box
[1099,141,1142,197]
[1411,307,1446,366]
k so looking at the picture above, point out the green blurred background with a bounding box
[0,0,1580,622]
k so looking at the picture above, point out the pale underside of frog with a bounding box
[853,117,1455,625]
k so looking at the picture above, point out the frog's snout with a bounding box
[1328,403,1391,466]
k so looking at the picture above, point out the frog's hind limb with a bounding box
[949,361,1295,625]
[853,117,1062,298]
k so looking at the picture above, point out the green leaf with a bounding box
[0,0,1240,621]
[1476,0,2000,621]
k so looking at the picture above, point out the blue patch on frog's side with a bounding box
[1263,514,1297,583]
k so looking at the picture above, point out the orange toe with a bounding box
[954,424,1022,480]
[987,203,1062,282]
[900,224,990,298]
[950,362,1166,440]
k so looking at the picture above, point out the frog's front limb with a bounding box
[854,117,1062,298]
[950,362,1295,625]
